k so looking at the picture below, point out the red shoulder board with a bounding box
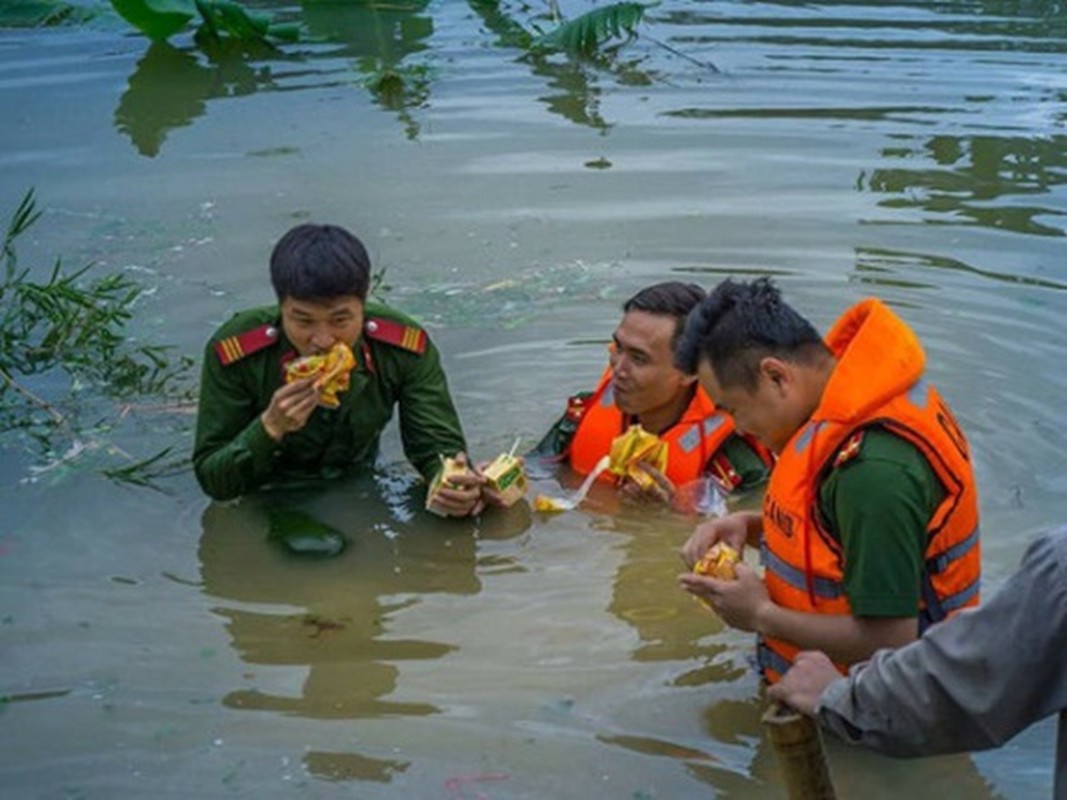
[213,323,280,366]
[833,431,865,468]
[708,453,743,493]
[565,394,590,423]
[364,317,426,354]
[360,340,376,374]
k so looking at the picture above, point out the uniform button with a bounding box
[366,320,378,333]
[266,326,278,339]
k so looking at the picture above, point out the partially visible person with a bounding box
[768,527,1067,799]
[530,281,772,508]
[677,278,980,680]
[193,223,482,516]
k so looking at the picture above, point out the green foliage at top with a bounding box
[535,2,655,56]
[110,0,191,40]
[1,191,194,488]
[108,0,299,43]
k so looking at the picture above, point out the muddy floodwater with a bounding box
[1,1,1065,797]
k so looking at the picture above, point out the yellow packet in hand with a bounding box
[608,424,668,490]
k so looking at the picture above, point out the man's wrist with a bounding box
[753,597,779,638]
[260,413,284,442]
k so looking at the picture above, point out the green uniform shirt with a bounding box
[816,426,945,618]
[193,302,467,501]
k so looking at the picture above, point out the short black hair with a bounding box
[622,281,706,350]
[675,277,828,391]
[269,223,371,302]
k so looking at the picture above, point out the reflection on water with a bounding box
[863,134,1067,238]
[854,247,1067,291]
[197,480,485,782]
[3,0,1066,796]
[606,508,740,669]
[114,1,436,150]
[116,40,279,157]
[301,0,433,140]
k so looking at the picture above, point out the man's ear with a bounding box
[680,371,698,388]
[759,356,792,392]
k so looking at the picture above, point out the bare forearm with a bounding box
[757,605,917,666]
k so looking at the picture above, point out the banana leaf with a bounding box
[535,2,654,56]
[110,0,195,41]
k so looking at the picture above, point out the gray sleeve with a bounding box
[817,528,1067,756]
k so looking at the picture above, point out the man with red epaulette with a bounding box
[676,278,981,683]
[193,223,482,516]
[530,281,772,508]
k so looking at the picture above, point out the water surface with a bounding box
[1,1,1065,797]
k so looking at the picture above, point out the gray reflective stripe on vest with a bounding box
[600,384,614,406]
[761,543,846,600]
[926,525,979,575]
[757,638,793,677]
[678,424,701,453]
[705,412,726,434]
[939,575,980,613]
[791,420,823,455]
[920,525,981,625]
[680,411,728,453]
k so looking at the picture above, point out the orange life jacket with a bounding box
[759,299,981,683]
[568,366,759,491]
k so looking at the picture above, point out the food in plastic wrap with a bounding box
[608,424,668,490]
[285,341,356,408]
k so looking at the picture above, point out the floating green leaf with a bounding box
[108,0,298,43]
[535,2,654,56]
[110,0,195,41]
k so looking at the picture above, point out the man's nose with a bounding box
[310,328,335,352]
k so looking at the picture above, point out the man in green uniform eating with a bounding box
[193,223,482,517]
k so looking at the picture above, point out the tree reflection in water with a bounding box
[112,0,666,153]
[862,134,1067,237]
[115,39,279,157]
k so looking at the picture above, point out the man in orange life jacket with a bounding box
[530,281,772,506]
[676,278,981,682]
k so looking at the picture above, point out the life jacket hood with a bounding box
[816,298,926,425]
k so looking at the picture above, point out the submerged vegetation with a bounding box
[1,191,194,489]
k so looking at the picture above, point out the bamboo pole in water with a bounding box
[762,701,837,800]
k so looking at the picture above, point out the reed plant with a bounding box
[1,190,193,488]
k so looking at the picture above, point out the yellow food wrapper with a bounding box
[483,452,528,508]
[532,494,565,513]
[693,542,740,580]
[608,424,668,490]
[425,456,470,516]
[693,542,740,612]
[285,342,356,408]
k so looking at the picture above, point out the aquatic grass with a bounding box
[0,1,101,27]
[1,190,195,489]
